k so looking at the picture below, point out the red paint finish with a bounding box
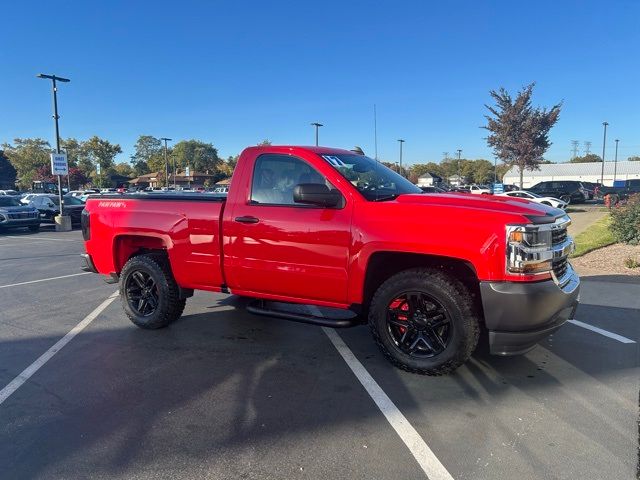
[84,146,561,310]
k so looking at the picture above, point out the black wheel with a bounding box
[560,195,571,205]
[119,254,186,329]
[368,268,480,375]
[28,224,40,232]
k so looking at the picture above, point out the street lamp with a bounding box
[600,122,608,185]
[311,122,323,146]
[37,73,71,231]
[397,139,405,176]
[160,138,172,188]
[614,139,619,182]
[456,149,462,185]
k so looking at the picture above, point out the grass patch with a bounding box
[570,215,616,258]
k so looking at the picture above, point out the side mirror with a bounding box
[293,183,342,208]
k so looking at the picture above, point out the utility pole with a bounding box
[600,122,608,185]
[571,140,579,160]
[37,73,70,230]
[397,139,405,176]
[160,138,172,188]
[456,149,462,185]
[614,139,619,182]
[311,122,323,146]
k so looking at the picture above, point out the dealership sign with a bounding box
[50,153,69,176]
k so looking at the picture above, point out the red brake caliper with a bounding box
[390,298,409,334]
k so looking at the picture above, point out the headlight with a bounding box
[506,221,572,276]
[0,214,6,223]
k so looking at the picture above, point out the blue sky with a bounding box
[2,0,639,165]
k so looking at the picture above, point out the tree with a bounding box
[0,150,17,189]
[172,140,220,175]
[60,138,83,168]
[628,156,640,162]
[484,83,561,188]
[132,135,164,173]
[114,162,134,177]
[570,153,602,163]
[83,136,122,173]
[257,139,272,146]
[68,167,90,190]
[1,138,51,189]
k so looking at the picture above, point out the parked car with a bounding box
[29,194,85,225]
[19,193,39,205]
[498,190,567,209]
[598,179,640,204]
[527,181,588,204]
[419,186,447,193]
[82,145,578,376]
[0,195,41,231]
[469,184,491,195]
[0,189,20,196]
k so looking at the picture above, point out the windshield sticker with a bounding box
[321,155,347,167]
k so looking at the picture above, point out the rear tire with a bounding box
[119,254,186,329]
[368,268,480,375]
[560,195,571,204]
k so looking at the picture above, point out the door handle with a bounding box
[234,216,260,224]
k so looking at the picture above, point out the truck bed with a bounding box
[84,193,228,292]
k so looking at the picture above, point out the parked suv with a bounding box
[527,181,587,204]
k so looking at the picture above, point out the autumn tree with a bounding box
[484,83,561,188]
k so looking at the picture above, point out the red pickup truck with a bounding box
[81,146,579,375]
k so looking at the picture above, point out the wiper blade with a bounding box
[372,194,399,202]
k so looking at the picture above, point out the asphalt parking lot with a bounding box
[0,227,638,480]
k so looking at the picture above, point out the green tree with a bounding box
[570,153,602,163]
[132,135,164,173]
[484,83,562,188]
[1,138,51,189]
[172,140,220,175]
[470,159,495,184]
[114,162,134,177]
[627,156,640,161]
[0,150,17,188]
[257,139,272,146]
[60,138,83,168]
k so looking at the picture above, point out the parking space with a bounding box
[0,229,638,479]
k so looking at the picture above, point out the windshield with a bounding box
[0,196,21,207]
[527,191,542,198]
[63,195,84,205]
[320,154,421,201]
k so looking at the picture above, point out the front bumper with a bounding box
[480,267,580,355]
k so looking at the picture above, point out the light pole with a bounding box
[493,156,497,184]
[600,122,608,185]
[37,73,70,230]
[397,139,405,176]
[311,122,323,146]
[160,138,172,188]
[614,139,619,182]
[456,149,462,185]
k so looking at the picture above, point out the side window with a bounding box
[628,179,640,187]
[250,154,329,206]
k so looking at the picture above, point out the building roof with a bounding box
[504,161,640,178]
[418,172,442,179]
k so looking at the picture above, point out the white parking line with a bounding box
[568,319,636,344]
[323,327,454,480]
[0,292,118,406]
[0,272,91,289]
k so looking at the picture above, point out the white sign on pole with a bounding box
[96,163,101,175]
[50,153,69,176]
[185,166,190,177]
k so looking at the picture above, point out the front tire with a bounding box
[560,195,571,205]
[368,268,480,375]
[119,254,186,329]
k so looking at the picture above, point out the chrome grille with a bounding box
[7,212,38,219]
[552,257,569,280]
[552,227,568,246]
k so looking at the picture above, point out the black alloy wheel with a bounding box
[125,270,160,317]
[386,291,453,358]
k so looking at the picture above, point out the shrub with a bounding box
[610,194,640,245]
[624,257,640,269]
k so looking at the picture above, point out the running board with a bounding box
[246,300,361,328]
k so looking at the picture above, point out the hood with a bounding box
[395,193,565,223]
[0,205,38,214]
